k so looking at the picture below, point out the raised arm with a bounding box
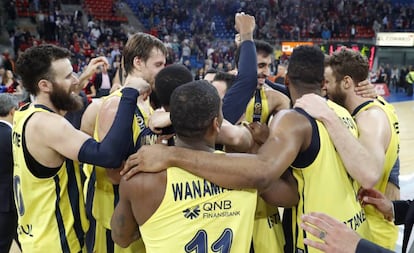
[222,14,257,124]
[78,56,109,89]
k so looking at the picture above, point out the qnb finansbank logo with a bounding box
[183,205,200,219]
[183,200,241,220]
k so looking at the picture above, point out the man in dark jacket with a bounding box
[0,94,20,252]
[90,64,116,98]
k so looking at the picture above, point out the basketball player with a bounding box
[294,48,400,250]
[83,32,167,253]
[123,46,371,253]
[12,44,148,253]
[111,81,258,252]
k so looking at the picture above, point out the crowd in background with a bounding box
[0,0,414,101]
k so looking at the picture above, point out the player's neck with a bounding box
[33,96,66,116]
[175,136,215,153]
[346,94,372,115]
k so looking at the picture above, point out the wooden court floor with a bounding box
[8,101,414,253]
[394,101,414,176]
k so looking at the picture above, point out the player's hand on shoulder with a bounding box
[294,94,332,121]
[121,144,171,180]
[124,76,151,95]
[355,79,377,98]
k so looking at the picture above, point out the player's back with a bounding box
[140,166,257,253]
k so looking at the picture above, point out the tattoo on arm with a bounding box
[113,213,126,237]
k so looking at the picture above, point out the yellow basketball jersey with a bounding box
[83,88,149,253]
[244,87,284,252]
[12,104,89,253]
[245,87,270,124]
[140,165,257,253]
[353,99,400,250]
[252,197,285,252]
[291,100,370,253]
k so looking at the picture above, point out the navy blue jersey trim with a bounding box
[351,100,374,117]
[54,175,70,253]
[65,159,85,248]
[85,168,96,253]
[253,88,262,122]
[106,228,114,253]
[34,104,55,113]
[291,108,320,168]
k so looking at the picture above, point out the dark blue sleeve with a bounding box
[78,88,138,168]
[265,79,289,96]
[393,200,411,225]
[388,156,400,188]
[222,40,257,124]
[356,239,394,253]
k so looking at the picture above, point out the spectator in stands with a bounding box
[89,64,115,98]
[2,50,13,72]
[0,67,5,84]
[399,65,408,93]
[390,65,400,92]
[195,67,205,80]
[406,65,414,96]
[350,24,356,41]
[1,70,21,95]
[321,25,331,41]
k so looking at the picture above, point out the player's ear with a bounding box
[343,76,353,89]
[212,117,221,133]
[38,79,52,93]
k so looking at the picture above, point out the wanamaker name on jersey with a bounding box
[172,179,230,201]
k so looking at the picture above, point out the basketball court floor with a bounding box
[391,91,414,253]
[8,92,414,253]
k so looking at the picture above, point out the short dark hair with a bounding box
[15,44,71,95]
[234,39,274,69]
[255,39,274,56]
[326,48,369,84]
[213,71,236,90]
[0,94,18,116]
[155,64,193,107]
[123,32,167,75]
[287,46,325,89]
[170,80,220,138]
